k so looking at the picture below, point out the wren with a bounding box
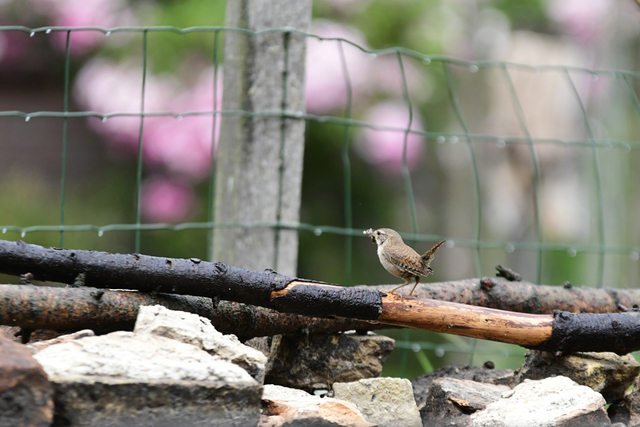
[364,228,445,296]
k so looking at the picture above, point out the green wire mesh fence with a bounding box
[1,25,640,376]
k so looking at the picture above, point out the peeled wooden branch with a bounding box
[2,239,640,354]
[0,284,380,340]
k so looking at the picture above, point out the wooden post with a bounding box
[213,0,311,277]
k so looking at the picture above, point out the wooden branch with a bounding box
[378,294,552,348]
[0,285,381,340]
[399,276,640,314]
[2,239,640,354]
[3,239,638,314]
[273,282,640,355]
[0,239,295,309]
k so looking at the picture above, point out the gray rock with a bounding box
[412,364,514,409]
[244,333,283,378]
[420,378,510,427]
[51,377,260,427]
[261,384,374,427]
[34,331,261,426]
[515,350,640,403]
[134,305,267,382]
[332,377,422,427]
[608,375,640,427]
[471,376,610,427]
[265,331,394,392]
[0,336,53,427]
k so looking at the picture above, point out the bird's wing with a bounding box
[382,250,425,277]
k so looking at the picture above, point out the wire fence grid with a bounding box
[1,25,640,373]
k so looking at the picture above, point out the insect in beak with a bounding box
[363,228,376,244]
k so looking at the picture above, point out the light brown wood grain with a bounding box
[378,294,553,347]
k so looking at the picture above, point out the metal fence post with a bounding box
[213,0,311,277]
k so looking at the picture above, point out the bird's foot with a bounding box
[383,283,411,296]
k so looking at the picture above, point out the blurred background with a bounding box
[1,0,640,379]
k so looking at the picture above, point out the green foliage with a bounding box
[491,0,549,33]
[146,0,226,74]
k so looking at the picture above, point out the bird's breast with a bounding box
[377,247,404,277]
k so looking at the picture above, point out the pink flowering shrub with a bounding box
[306,19,430,175]
[354,100,425,174]
[74,58,178,150]
[74,58,222,221]
[545,0,611,45]
[26,0,134,54]
[140,177,195,223]
[142,70,222,181]
[305,19,372,114]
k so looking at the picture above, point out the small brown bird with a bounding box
[364,228,445,296]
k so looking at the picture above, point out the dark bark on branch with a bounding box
[2,239,640,354]
[0,285,380,340]
[3,239,639,315]
[0,239,293,308]
[532,310,640,355]
[0,239,383,319]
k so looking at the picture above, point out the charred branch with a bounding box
[0,239,297,308]
[3,239,640,315]
[0,284,381,341]
[3,239,640,354]
[532,309,640,355]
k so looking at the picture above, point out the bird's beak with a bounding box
[364,228,376,243]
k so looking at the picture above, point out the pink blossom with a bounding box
[75,60,222,181]
[140,177,195,223]
[142,68,223,181]
[74,58,178,152]
[354,101,425,174]
[546,0,611,45]
[27,0,134,54]
[305,19,372,114]
[369,56,432,103]
[142,115,217,180]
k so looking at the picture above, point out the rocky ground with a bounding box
[1,305,639,427]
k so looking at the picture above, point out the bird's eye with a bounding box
[376,231,380,235]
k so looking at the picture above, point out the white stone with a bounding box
[333,377,422,427]
[134,305,267,381]
[33,330,256,385]
[471,376,608,427]
[263,384,313,400]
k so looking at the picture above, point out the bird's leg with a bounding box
[384,279,412,295]
[408,276,421,296]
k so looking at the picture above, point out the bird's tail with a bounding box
[422,240,446,262]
